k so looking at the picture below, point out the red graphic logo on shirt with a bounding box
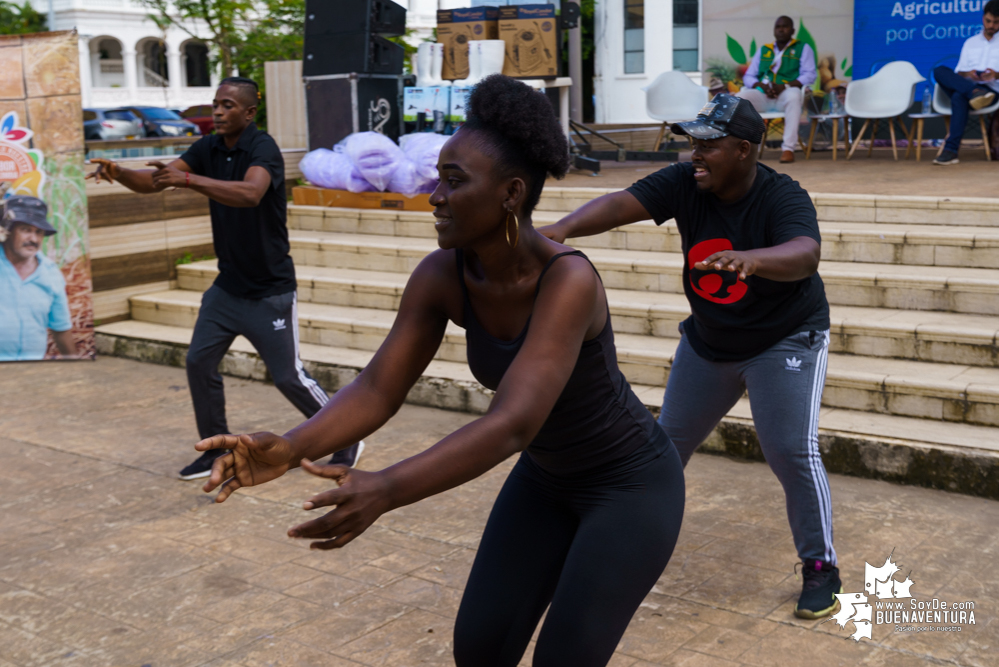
[688,238,748,304]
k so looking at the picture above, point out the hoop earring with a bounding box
[505,209,519,249]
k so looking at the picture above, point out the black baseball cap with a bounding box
[2,196,55,236]
[671,94,767,144]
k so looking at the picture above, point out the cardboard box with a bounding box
[448,86,472,123]
[403,86,452,123]
[437,7,499,81]
[499,5,558,79]
[292,186,434,212]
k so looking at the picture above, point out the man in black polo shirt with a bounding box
[88,77,363,479]
[540,95,842,620]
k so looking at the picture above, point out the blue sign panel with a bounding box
[854,1,989,94]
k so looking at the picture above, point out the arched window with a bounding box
[91,36,124,88]
[137,38,169,87]
[184,42,211,87]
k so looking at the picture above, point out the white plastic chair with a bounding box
[932,82,999,161]
[643,71,709,151]
[844,61,926,160]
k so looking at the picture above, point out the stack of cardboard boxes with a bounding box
[406,4,558,128]
[438,4,557,123]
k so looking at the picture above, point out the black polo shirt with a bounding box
[180,123,295,298]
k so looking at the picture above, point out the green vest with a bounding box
[757,39,804,85]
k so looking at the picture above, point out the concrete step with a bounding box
[178,261,999,368]
[127,289,999,427]
[284,230,999,316]
[290,206,999,270]
[93,319,999,500]
[533,188,999,227]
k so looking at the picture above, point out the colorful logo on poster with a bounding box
[0,111,45,198]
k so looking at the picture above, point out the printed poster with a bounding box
[0,30,94,362]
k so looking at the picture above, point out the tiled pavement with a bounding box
[1,357,997,667]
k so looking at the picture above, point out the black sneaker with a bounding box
[933,149,960,165]
[795,558,843,619]
[179,449,227,480]
[970,89,996,111]
[328,441,365,468]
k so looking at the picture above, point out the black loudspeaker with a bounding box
[303,0,407,76]
[303,32,404,76]
[305,74,403,150]
[305,0,406,36]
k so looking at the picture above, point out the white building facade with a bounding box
[593,0,700,123]
[399,0,699,124]
[34,0,216,110]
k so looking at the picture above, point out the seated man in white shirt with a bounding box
[932,0,999,165]
[737,16,816,164]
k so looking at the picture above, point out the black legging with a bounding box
[453,433,685,667]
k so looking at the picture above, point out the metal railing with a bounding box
[85,136,200,161]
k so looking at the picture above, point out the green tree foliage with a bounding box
[139,0,254,75]
[232,0,306,130]
[0,1,46,35]
[140,0,306,130]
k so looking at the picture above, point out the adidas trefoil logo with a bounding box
[785,356,802,372]
[272,318,286,331]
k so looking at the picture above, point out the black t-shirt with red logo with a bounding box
[626,161,829,361]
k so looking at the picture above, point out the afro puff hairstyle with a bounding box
[462,74,570,216]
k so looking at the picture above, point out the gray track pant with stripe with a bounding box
[658,329,836,565]
[186,285,328,440]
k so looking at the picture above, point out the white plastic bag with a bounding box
[343,131,405,192]
[403,132,450,181]
[299,148,375,193]
[387,158,424,196]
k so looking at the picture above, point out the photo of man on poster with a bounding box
[0,195,77,361]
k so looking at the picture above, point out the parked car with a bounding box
[117,107,202,137]
[179,105,214,135]
[83,108,143,141]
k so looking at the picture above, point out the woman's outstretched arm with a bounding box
[198,249,455,501]
[288,255,604,549]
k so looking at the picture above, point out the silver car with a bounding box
[83,109,143,141]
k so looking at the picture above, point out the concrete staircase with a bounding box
[95,188,999,498]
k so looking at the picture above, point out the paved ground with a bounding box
[1,357,997,667]
[558,147,999,198]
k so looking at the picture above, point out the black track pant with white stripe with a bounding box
[658,329,836,565]
[186,285,328,440]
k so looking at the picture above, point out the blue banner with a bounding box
[853,1,988,94]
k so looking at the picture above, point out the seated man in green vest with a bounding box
[738,16,816,163]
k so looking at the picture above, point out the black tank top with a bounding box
[456,249,662,476]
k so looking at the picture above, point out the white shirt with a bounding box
[956,31,999,93]
[743,42,817,89]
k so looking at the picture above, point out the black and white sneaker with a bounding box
[795,558,843,619]
[179,449,227,480]
[933,150,960,165]
[328,441,365,468]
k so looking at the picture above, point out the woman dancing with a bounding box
[197,74,685,667]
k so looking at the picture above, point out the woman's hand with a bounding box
[198,432,297,502]
[288,460,394,550]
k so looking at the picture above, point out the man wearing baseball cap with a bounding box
[540,94,842,620]
[0,195,77,361]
